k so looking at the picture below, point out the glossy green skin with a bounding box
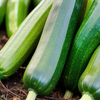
[0,0,53,79]
[33,0,41,7]
[77,0,94,30]
[6,0,31,38]
[78,45,100,100]
[63,0,100,93]
[0,0,8,25]
[84,0,94,17]
[77,0,87,28]
[23,0,83,96]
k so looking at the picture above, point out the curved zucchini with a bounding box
[78,45,100,100]
[0,0,8,25]
[33,0,41,7]
[6,0,31,38]
[0,0,53,79]
[23,0,83,99]
[62,0,100,98]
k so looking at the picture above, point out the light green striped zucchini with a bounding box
[0,0,53,79]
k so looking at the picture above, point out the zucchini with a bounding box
[6,0,31,38]
[62,0,100,98]
[23,0,83,99]
[0,0,53,79]
[33,0,41,7]
[77,0,87,28]
[78,45,100,100]
[84,0,94,17]
[77,0,93,30]
[0,0,8,25]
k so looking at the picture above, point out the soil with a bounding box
[0,27,81,100]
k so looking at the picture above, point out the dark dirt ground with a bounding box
[0,27,81,100]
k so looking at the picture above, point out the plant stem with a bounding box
[79,93,93,100]
[26,90,37,100]
[63,90,73,99]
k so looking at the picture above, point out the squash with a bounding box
[78,45,100,100]
[62,0,100,98]
[6,0,31,37]
[0,0,53,79]
[23,0,83,99]
[0,0,8,25]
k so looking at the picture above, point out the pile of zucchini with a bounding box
[0,0,100,100]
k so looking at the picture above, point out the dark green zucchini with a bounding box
[6,0,31,38]
[0,0,53,79]
[77,0,93,32]
[23,0,83,99]
[77,0,87,29]
[78,45,100,100]
[62,0,100,98]
[0,0,8,25]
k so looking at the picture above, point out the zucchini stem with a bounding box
[79,94,93,100]
[26,90,37,100]
[63,90,73,99]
